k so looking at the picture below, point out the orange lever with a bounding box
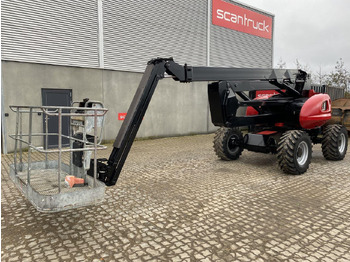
[65,176,85,188]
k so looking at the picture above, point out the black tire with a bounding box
[213,127,243,160]
[322,124,348,160]
[277,130,312,175]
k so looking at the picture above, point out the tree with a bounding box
[294,58,315,83]
[326,58,350,91]
[295,58,312,74]
[314,67,327,85]
[276,57,286,69]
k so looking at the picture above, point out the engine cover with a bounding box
[299,94,331,129]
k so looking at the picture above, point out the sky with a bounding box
[241,0,350,75]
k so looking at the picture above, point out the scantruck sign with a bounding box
[212,0,272,39]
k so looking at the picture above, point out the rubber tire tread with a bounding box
[213,127,243,161]
[322,124,348,160]
[277,130,312,175]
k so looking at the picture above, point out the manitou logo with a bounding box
[118,113,127,120]
[212,0,272,39]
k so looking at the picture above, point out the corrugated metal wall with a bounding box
[1,0,273,70]
[103,0,208,72]
[1,0,99,68]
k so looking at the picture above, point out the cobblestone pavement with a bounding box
[2,134,350,261]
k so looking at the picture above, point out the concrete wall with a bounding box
[2,61,217,152]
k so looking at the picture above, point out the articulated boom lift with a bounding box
[84,58,348,186]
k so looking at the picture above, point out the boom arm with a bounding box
[92,58,309,186]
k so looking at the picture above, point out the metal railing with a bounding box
[9,105,108,193]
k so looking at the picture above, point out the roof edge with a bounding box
[229,0,275,17]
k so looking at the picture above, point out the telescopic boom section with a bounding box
[104,59,168,185]
[97,58,309,186]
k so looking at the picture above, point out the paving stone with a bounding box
[1,134,350,261]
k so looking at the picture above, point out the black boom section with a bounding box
[94,58,309,186]
[165,60,304,84]
[103,59,168,185]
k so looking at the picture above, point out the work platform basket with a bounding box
[9,102,108,212]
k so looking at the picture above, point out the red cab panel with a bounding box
[246,106,259,116]
[246,94,275,116]
[299,94,331,129]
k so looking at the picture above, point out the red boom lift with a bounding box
[75,58,348,186]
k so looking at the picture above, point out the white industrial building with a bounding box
[1,0,274,152]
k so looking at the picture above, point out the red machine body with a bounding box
[246,90,331,130]
[299,94,332,129]
[246,93,274,116]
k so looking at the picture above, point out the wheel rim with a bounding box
[227,135,239,154]
[296,141,308,166]
[339,133,346,154]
